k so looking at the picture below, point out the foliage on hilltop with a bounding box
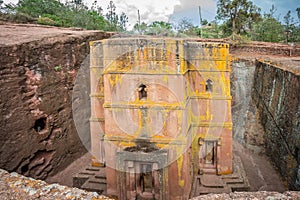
[0,0,299,43]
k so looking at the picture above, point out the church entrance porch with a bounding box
[198,138,220,174]
[116,150,167,200]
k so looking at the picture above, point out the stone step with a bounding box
[223,177,244,184]
[85,166,105,173]
[198,174,225,188]
[78,166,106,177]
[197,185,231,195]
[229,183,250,192]
[201,168,217,174]
[86,166,104,171]
[95,175,107,179]
[88,176,107,184]
[81,179,107,194]
[73,174,89,188]
[78,171,96,176]
[73,165,108,194]
[222,173,240,179]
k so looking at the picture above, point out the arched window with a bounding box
[138,84,147,100]
[206,79,213,93]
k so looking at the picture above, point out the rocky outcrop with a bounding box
[0,168,295,200]
[0,168,113,200]
[252,60,300,190]
[0,23,113,180]
[192,191,300,200]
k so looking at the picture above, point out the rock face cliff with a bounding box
[252,61,300,190]
[231,60,266,153]
[0,168,113,200]
[230,42,300,190]
[0,23,112,180]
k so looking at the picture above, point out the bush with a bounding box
[0,12,36,23]
[37,16,59,26]
[1,0,125,31]
[227,33,251,45]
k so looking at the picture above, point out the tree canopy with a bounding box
[1,0,127,31]
[216,0,261,35]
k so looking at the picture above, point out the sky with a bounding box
[3,0,300,28]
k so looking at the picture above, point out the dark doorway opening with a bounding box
[34,117,46,132]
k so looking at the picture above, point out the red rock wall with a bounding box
[0,29,112,179]
[252,61,300,190]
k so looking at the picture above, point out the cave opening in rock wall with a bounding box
[21,164,29,174]
[34,117,46,132]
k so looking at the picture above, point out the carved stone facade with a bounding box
[89,38,233,199]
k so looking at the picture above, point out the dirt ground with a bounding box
[0,22,109,46]
[47,140,286,193]
[233,141,286,192]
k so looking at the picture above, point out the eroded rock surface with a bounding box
[0,23,113,180]
[0,169,113,200]
[0,168,295,200]
[192,191,300,200]
[230,43,300,190]
[252,61,300,190]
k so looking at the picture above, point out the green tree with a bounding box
[118,12,128,31]
[3,0,127,32]
[133,22,148,34]
[87,10,107,30]
[216,0,261,35]
[175,18,203,37]
[91,0,103,15]
[0,0,3,12]
[17,0,64,17]
[252,6,285,42]
[284,10,299,43]
[265,4,277,19]
[201,19,208,26]
[284,10,294,28]
[147,21,173,35]
[105,1,118,31]
[295,8,300,42]
[253,17,284,42]
[104,1,129,31]
[176,18,195,33]
[297,7,300,21]
[202,21,220,38]
[72,0,84,11]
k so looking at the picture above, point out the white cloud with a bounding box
[75,0,181,28]
[3,0,18,5]
[170,0,217,26]
[174,0,216,13]
[112,0,181,28]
